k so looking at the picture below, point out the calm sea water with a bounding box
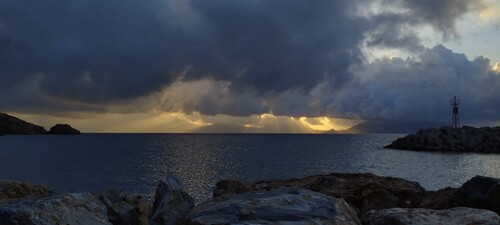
[0,134,499,202]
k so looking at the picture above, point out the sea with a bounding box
[0,134,499,202]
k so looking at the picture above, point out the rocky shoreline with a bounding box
[385,126,500,153]
[1,173,499,225]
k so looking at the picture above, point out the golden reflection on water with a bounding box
[148,135,238,201]
[109,134,500,202]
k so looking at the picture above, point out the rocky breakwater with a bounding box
[385,126,500,153]
[1,173,499,225]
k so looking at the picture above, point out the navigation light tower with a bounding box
[450,96,460,128]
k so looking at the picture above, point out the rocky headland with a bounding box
[1,173,499,225]
[0,113,47,135]
[0,112,81,135]
[385,126,500,153]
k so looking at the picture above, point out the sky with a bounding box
[1,0,500,133]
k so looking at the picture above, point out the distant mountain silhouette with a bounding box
[189,124,263,133]
[189,123,315,133]
[323,128,346,134]
[342,120,446,134]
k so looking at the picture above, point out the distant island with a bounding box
[386,126,500,153]
[0,112,81,135]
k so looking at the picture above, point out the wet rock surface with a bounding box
[215,172,426,214]
[188,187,361,225]
[362,207,500,225]
[385,126,500,153]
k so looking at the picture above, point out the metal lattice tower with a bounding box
[450,96,460,128]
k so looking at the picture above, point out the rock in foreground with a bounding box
[453,176,500,214]
[215,172,426,214]
[363,207,500,225]
[385,126,500,153]
[0,113,47,135]
[188,187,361,225]
[0,193,112,225]
[99,189,152,225]
[48,124,81,134]
[0,180,52,200]
[1,173,499,225]
[150,176,195,225]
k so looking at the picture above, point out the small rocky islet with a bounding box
[0,173,499,225]
[385,126,500,153]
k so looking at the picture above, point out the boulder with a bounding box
[0,180,52,200]
[0,192,112,225]
[362,207,500,225]
[188,187,361,225]
[213,179,256,197]
[214,173,426,214]
[149,176,194,225]
[47,124,81,134]
[453,176,500,214]
[420,187,455,210]
[99,189,152,225]
[0,112,47,134]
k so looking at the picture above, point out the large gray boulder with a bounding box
[0,180,52,200]
[453,176,500,214]
[420,187,455,210]
[99,189,152,225]
[420,176,500,214]
[215,172,425,215]
[188,187,361,225]
[149,176,194,225]
[0,192,112,225]
[363,207,500,225]
[0,113,47,134]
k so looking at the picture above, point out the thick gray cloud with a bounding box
[0,0,497,125]
[323,45,500,123]
[366,0,484,51]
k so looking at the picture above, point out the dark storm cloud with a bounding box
[0,0,367,103]
[185,0,366,93]
[0,0,191,102]
[0,0,496,124]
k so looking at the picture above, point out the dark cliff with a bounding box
[0,113,47,135]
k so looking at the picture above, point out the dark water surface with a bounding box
[0,134,499,201]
